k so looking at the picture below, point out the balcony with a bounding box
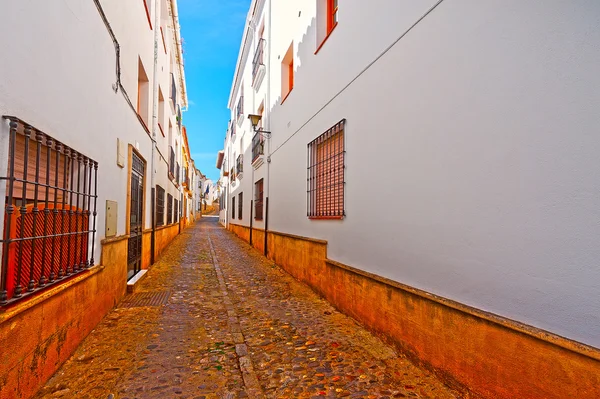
[236,96,244,125]
[236,154,243,180]
[252,39,266,89]
[252,132,265,169]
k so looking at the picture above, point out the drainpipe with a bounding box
[264,0,272,257]
[150,0,161,265]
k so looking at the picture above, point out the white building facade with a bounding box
[218,1,600,398]
[0,1,194,397]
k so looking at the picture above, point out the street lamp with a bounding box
[248,114,271,138]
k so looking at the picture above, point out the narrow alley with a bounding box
[33,218,460,399]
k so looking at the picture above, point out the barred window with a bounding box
[156,185,165,226]
[232,196,236,219]
[174,198,179,221]
[255,179,264,220]
[307,119,345,219]
[0,117,98,306]
[238,192,243,220]
[167,193,173,224]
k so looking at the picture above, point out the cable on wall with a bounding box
[270,0,447,157]
[92,0,152,138]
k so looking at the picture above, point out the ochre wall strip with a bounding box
[226,224,600,399]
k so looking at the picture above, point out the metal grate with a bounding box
[307,119,346,219]
[119,290,170,308]
[0,116,98,305]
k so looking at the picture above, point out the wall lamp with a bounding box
[248,114,272,138]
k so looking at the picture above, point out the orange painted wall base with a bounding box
[227,224,600,399]
[0,237,128,399]
[0,219,190,399]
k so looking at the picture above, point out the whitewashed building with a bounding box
[217,1,600,398]
[0,1,193,397]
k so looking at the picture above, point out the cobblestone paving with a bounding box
[33,218,460,399]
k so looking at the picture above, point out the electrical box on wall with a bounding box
[117,138,125,168]
[106,200,118,237]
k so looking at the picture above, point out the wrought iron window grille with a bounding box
[167,193,173,224]
[252,39,266,81]
[156,185,165,227]
[0,116,99,306]
[306,119,346,219]
[252,132,265,163]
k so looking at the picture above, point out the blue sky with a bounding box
[178,0,251,181]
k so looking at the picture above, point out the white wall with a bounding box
[242,0,600,347]
[0,0,188,262]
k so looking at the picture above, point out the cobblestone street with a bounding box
[33,218,460,399]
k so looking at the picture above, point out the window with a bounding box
[238,193,243,220]
[158,88,165,136]
[160,27,167,54]
[255,179,264,220]
[236,154,243,175]
[328,0,338,33]
[232,196,236,219]
[281,43,294,102]
[143,0,152,29]
[307,119,345,219]
[170,73,177,110]
[0,117,99,305]
[137,58,150,130]
[174,198,179,221]
[236,87,244,121]
[169,146,175,179]
[156,185,165,226]
[252,38,265,82]
[316,0,338,53]
[167,193,173,224]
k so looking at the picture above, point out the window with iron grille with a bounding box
[0,117,99,306]
[238,192,243,220]
[176,162,180,183]
[156,185,165,227]
[252,39,265,82]
[169,146,175,178]
[255,179,264,220]
[231,120,236,138]
[307,119,345,219]
[174,198,179,221]
[167,193,173,224]
[171,73,177,110]
[231,196,236,219]
[236,88,244,120]
[252,132,265,162]
[236,154,243,175]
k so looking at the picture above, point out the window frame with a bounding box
[143,0,153,30]
[307,119,346,220]
[156,185,165,227]
[167,193,173,224]
[255,179,264,221]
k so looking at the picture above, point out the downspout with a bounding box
[150,0,161,265]
[264,0,272,257]
[248,13,257,248]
